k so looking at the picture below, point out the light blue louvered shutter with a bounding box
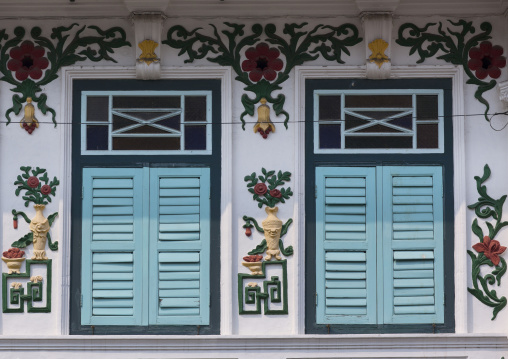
[316,167,377,324]
[149,168,210,325]
[81,168,148,325]
[382,166,444,324]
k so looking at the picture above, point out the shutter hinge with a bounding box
[315,185,317,198]
[315,292,318,307]
[82,186,84,199]
[80,295,83,307]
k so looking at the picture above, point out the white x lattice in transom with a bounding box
[344,108,414,136]
[112,108,182,137]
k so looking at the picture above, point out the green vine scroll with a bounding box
[164,22,361,129]
[467,164,508,319]
[0,25,131,126]
[396,20,497,122]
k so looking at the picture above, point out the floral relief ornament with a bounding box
[467,164,508,320]
[0,25,131,127]
[164,22,362,130]
[468,41,506,80]
[10,166,60,260]
[396,20,500,122]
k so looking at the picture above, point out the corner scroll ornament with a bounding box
[238,168,293,315]
[368,38,389,68]
[163,22,362,132]
[396,20,505,123]
[0,25,131,130]
[467,164,508,320]
[137,39,160,65]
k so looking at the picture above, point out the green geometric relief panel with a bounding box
[2,259,52,313]
[238,260,288,315]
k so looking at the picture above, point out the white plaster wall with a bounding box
[0,10,507,358]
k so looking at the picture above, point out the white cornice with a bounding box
[0,0,508,18]
[0,334,506,352]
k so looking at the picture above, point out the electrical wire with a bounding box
[2,110,508,126]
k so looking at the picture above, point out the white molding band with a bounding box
[294,65,467,334]
[60,66,233,335]
[0,334,505,354]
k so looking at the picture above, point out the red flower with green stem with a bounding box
[245,168,293,208]
[14,166,59,207]
[473,236,507,266]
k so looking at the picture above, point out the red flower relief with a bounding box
[27,176,40,188]
[472,236,507,266]
[41,184,52,195]
[242,43,284,82]
[7,40,49,81]
[269,189,282,198]
[253,183,268,195]
[468,41,506,80]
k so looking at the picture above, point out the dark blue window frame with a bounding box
[305,78,455,334]
[70,79,221,335]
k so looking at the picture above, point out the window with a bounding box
[83,92,211,154]
[315,90,443,153]
[70,80,221,335]
[81,167,210,326]
[305,79,454,333]
[316,166,444,325]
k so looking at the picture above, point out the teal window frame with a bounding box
[305,78,455,334]
[70,79,221,335]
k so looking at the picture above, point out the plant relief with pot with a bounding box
[10,166,59,260]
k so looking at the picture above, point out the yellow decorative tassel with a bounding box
[253,98,276,139]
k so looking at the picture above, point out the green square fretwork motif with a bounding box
[2,259,52,313]
[238,260,288,315]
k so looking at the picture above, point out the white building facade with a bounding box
[0,0,507,358]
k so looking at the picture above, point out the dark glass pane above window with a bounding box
[345,95,412,108]
[113,96,180,109]
[417,124,439,148]
[113,137,180,151]
[355,111,405,120]
[417,95,438,121]
[319,96,341,120]
[185,125,207,150]
[356,124,406,133]
[345,136,412,149]
[86,125,108,150]
[345,114,369,130]
[390,115,413,130]
[185,96,207,122]
[319,124,341,149]
[87,97,109,122]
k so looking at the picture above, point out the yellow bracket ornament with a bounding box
[137,39,160,66]
[368,38,390,68]
[253,98,276,139]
